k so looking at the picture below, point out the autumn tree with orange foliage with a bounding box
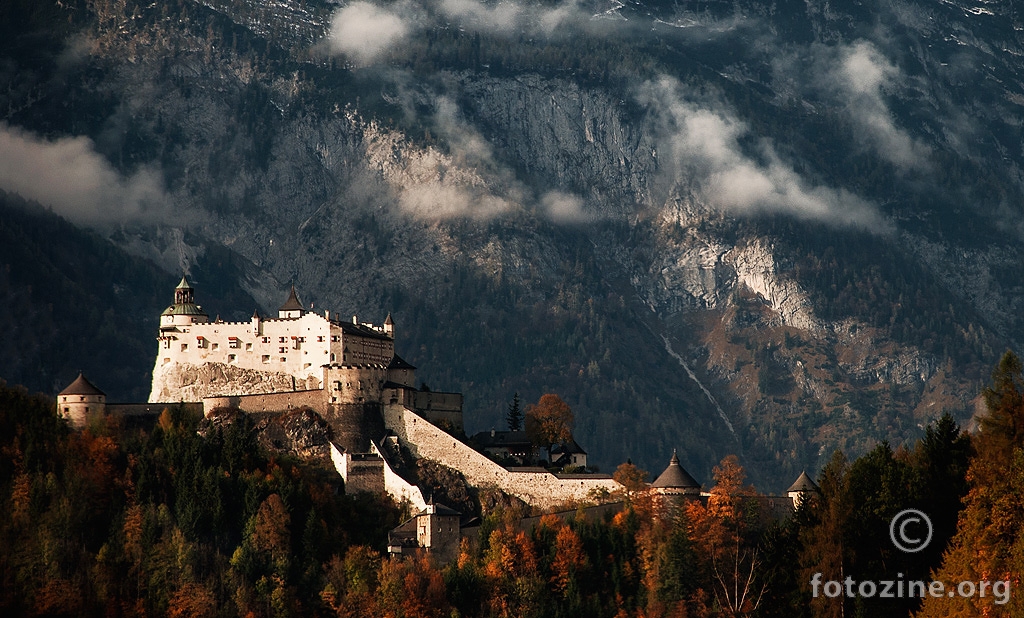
[482,522,545,617]
[525,394,574,461]
[685,455,764,617]
[377,555,450,618]
[916,351,1024,618]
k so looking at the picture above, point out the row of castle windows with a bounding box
[170,335,343,351]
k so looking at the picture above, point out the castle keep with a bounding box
[146,277,463,453]
[151,277,395,402]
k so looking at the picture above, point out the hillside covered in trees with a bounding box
[2,351,1021,617]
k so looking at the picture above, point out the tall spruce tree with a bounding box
[506,392,522,431]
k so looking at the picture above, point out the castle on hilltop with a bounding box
[145,276,463,452]
[56,278,819,552]
[56,277,816,563]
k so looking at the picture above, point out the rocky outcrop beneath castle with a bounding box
[149,361,316,403]
[199,406,336,460]
[255,408,334,460]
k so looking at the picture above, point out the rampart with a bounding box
[383,404,621,510]
[332,441,427,511]
[203,390,325,417]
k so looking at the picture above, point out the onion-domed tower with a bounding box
[159,276,208,328]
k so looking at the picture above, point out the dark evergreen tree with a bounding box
[506,392,522,431]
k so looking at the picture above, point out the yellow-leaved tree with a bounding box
[916,351,1024,618]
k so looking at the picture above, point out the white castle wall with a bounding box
[383,404,621,510]
[332,441,428,511]
[150,310,394,403]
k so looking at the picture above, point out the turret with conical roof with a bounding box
[787,470,820,508]
[57,373,106,429]
[278,286,305,319]
[652,450,701,496]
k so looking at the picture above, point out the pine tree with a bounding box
[506,392,522,431]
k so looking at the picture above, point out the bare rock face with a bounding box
[149,361,299,403]
[256,408,333,459]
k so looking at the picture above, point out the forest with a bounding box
[1,351,1021,617]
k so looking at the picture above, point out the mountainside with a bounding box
[2,0,1023,490]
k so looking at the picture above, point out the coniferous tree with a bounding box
[916,351,1024,618]
[506,392,522,431]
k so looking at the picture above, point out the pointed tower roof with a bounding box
[59,373,105,397]
[278,286,305,312]
[384,312,394,325]
[651,450,700,489]
[175,275,193,290]
[388,354,417,371]
[787,470,820,493]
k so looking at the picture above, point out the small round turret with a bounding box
[57,373,106,428]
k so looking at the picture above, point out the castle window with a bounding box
[317,336,324,342]
[211,343,219,350]
[229,338,240,349]
[228,354,236,363]
[64,407,69,413]
[245,343,252,351]
[280,357,287,363]
[279,347,287,353]
[330,353,336,362]
[181,343,188,351]
[279,337,286,343]
[163,357,170,364]
[262,355,270,363]
[262,337,270,343]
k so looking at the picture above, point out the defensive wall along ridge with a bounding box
[382,404,621,510]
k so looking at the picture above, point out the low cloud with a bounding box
[323,0,589,64]
[541,190,588,222]
[640,78,891,232]
[835,41,930,171]
[438,0,584,35]
[0,123,171,227]
[774,40,930,173]
[325,2,412,65]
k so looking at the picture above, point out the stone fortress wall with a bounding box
[382,404,620,510]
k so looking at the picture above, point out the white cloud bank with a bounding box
[0,123,170,227]
[323,0,588,64]
[325,1,411,65]
[641,78,891,232]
